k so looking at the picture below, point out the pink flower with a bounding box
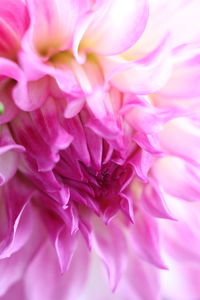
[1,0,200,299]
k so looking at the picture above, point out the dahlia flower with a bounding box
[1,0,200,299]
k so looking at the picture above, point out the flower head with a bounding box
[1,0,200,299]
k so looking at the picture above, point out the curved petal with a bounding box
[159,117,200,165]
[64,97,85,119]
[24,238,89,300]
[21,158,70,206]
[0,126,24,186]
[80,0,149,55]
[11,112,63,172]
[0,151,21,186]
[126,0,198,56]
[25,0,90,56]
[14,52,82,111]
[0,81,18,125]
[91,218,127,291]
[0,249,29,297]
[100,37,172,94]
[159,53,200,98]
[141,182,175,220]
[30,97,73,152]
[13,76,49,111]
[122,252,161,300]
[160,198,200,264]
[0,0,29,59]
[130,149,154,182]
[133,132,162,155]
[0,216,45,297]
[36,197,78,273]
[0,174,34,258]
[152,156,200,202]
[11,98,73,172]
[0,58,22,81]
[131,210,167,269]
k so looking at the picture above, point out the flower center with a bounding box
[78,160,133,201]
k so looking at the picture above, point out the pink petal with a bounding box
[84,127,103,170]
[160,197,200,264]
[133,132,162,155]
[82,230,161,300]
[30,97,73,152]
[159,53,200,98]
[0,151,20,186]
[120,192,134,223]
[0,282,26,300]
[14,52,81,110]
[64,97,85,119]
[25,0,90,56]
[13,76,49,111]
[79,253,124,300]
[141,181,175,220]
[0,81,18,124]
[0,217,45,297]
[0,58,22,81]
[131,210,167,269]
[22,159,70,206]
[122,253,161,300]
[161,262,200,300]
[0,174,34,258]
[0,125,24,186]
[169,0,200,48]
[152,157,200,202]
[80,0,149,55]
[0,0,29,59]
[160,199,200,297]
[130,149,154,182]
[37,197,77,273]
[11,103,73,172]
[63,115,91,167]
[0,203,32,259]
[55,226,77,273]
[129,0,198,55]
[121,94,177,134]
[86,90,125,150]
[159,117,200,164]
[92,218,127,291]
[24,238,89,300]
[100,36,172,94]
[11,113,61,171]
[0,250,29,297]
